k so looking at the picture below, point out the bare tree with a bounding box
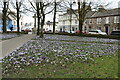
[10,0,25,33]
[70,0,91,34]
[1,0,9,33]
[58,0,92,34]
[28,0,54,38]
[53,0,57,34]
[52,0,67,34]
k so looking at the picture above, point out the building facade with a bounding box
[58,12,79,33]
[44,21,59,32]
[0,13,13,32]
[0,12,24,32]
[58,8,120,34]
[8,13,24,32]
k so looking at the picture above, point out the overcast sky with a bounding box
[23,0,120,24]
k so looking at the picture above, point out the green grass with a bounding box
[43,39,118,45]
[2,35,119,78]
[45,32,120,40]
[3,53,118,78]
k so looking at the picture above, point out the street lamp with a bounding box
[69,0,76,33]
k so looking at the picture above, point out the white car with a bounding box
[67,31,76,33]
[88,29,107,35]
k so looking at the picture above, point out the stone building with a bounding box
[58,8,120,35]
[85,8,120,34]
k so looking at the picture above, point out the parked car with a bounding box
[24,28,32,32]
[88,29,107,35]
[111,30,120,35]
[21,28,32,32]
[67,31,76,33]
[75,30,87,34]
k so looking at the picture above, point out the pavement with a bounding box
[0,34,36,59]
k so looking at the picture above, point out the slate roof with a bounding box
[91,8,120,18]
[85,11,95,18]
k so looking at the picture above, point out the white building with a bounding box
[58,9,95,33]
[58,11,79,33]
[8,12,24,32]
[44,21,59,32]
[58,8,120,34]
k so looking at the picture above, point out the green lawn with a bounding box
[3,53,118,78]
[1,35,119,78]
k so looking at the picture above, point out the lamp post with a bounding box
[69,0,76,33]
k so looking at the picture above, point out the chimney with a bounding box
[98,5,106,12]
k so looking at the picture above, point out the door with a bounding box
[105,27,108,35]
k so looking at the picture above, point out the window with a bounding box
[106,17,109,24]
[90,31,98,33]
[75,20,77,24]
[60,28,62,32]
[84,26,87,31]
[76,28,77,30]
[63,26,65,31]
[72,27,75,31]
[97,18,102,24]
[114,16,117,23]
[99,27,101,30]
[89,19,92,24]
[84,20,87,24]
[63,21,65,24]
[114,16,120,23]
[89,26,92,31]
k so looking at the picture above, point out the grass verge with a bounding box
[3,53,118,78]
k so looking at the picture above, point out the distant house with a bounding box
[58,7,120,35]
[44,21,59,32]
[84,7,120,34]
[8,12,24,32]
[0,13,13,32]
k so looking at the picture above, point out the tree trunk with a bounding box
[78,2,82,35]
[16,2,20,34]
[36,3,40,35]
[53,1,57,34]
[2,2,7,33]
[34,14,36,34]
[39,2,45,38]
[79,20,83,35]
[40,14,45,38]
[17,9,20,33]
[37,16,40,35]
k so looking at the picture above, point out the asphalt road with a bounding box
[0,34,35,59]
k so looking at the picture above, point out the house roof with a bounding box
[0,13,13,20]
[91,8,120,18]
[59,8,120,19]
[85,11,95,18]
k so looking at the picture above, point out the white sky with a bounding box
[23,0,120,24]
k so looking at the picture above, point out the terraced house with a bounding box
[85,7,120,35]
[58,7,120,35]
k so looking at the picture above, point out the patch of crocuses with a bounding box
[0,34,19,40]
[1,34,119,75]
